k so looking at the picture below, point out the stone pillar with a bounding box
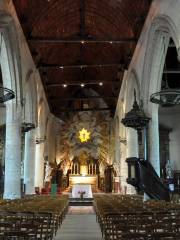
[24,129,36,194]
[4,103,21,199]
[148,105,160,176]
[142,105,160,201]
[120,142,128,193]
[35,142,45,190]
[126,128,138,194]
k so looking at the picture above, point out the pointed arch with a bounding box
[141,14,180,111]
[0,11,22,105]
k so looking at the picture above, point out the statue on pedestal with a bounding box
[165,160,173,179]
[44,162,52,185]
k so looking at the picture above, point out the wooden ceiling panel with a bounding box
[13,0,152,118]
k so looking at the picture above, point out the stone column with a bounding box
[120,142,128,192]
[148,105,160,176]
[24,129,36,194]
[35,142,45,190]
[126,128,138,194]
[142,105,160,201]
[4,103,22,199]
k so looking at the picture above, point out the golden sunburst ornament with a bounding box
[79,128,91,143]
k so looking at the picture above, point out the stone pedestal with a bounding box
[24,129,36,194]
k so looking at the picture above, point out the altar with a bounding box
[69,175,97,187]
[72,184,93,198]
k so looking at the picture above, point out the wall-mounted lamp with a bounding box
[22,123,36,132]
[119,137,127,145]
[36,136,46,144]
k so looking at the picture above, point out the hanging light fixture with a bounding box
[150,87,180,107]
[150,39,180,107]
[0,86,15,103]
[150,63,180,107]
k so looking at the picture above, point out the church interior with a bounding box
[0,0,180,239]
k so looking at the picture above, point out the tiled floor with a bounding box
[54,206,102,240]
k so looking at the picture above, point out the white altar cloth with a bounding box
[72,184,93,198]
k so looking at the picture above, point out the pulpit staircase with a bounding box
[127,157,170,201]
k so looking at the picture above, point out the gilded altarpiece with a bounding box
[57,111,112,189]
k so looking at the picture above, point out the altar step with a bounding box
[69,197,93,206]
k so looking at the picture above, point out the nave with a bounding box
[0,194,179,239]
[1,0,180,238]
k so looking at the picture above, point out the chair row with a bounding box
[0,195,69,239]
[94,194,180,240]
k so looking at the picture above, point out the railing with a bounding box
[127,157,170,201]
[138,159,170,201]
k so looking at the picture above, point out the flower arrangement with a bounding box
[78,191,86,199]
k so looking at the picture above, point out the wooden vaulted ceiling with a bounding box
[13,0,152,119]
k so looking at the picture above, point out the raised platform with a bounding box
[69,197,93,206]
[72,184,92,198]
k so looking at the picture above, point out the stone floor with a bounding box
[54,206,102,240]
[68,206,94,214]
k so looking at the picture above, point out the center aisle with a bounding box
[54,206,102,240]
